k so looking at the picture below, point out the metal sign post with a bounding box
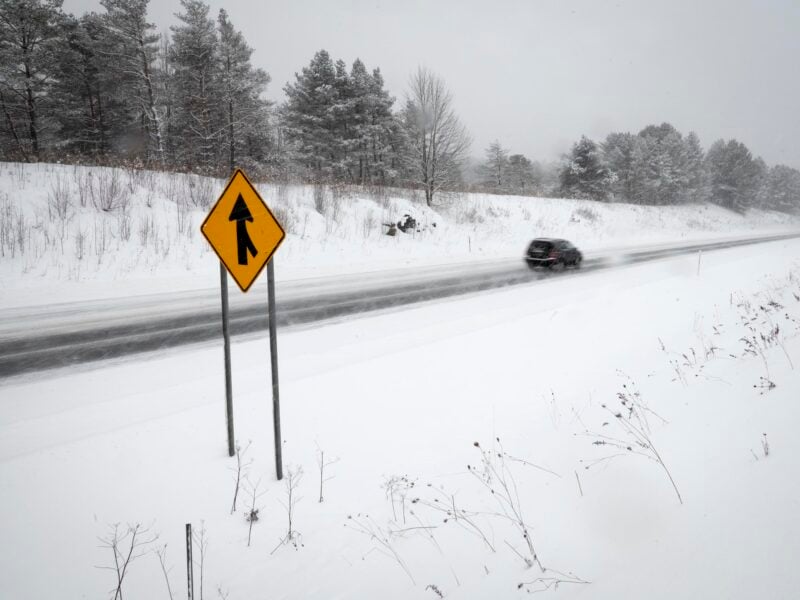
[201,168,286,478]
[267,259,283,480]
[220,262,234,457]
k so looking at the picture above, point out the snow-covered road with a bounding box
[1,231,798,377]
[1,235,799,600]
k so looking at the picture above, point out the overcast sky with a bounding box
[64,0,800,168]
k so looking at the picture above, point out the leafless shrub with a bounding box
[0,194,15,257]
[271,203,297,235]
[117,209,132,242]
[518,569,590,593]
[138,215,154,248]
[184,174,215,209]
[155,544,175,600]
[192,522,208,600]
[74,228,86,260]
[362,209,378,238]
[176,198,191,238]
[581,380,681,504]
[468,440,544,569]
[383,475,416,524]
[73,170,90,207]
[345,514,415,584]
[413,483,495,553]
[230,441,252,514]
[276,182,289,206]
[244,477,265,548]
[140,170,157,208]
[570,206,598,223]
[313,183,328,214]
[47,174,74,223]
[91,169,129,212]
[15,210,27,255]
[316,445,339,503]
[94,220,109,264]
[455,203,485,224]
[271,466,304,554]
[96,523,156,600]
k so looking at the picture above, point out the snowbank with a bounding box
[1,161,798,306]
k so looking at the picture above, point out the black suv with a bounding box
[525,238,583,270]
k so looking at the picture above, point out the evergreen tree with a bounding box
[170,0,218,171]
[506,153,538,195]
[560,136,609,200]
[683,131,706,202]
[705,139,763,212]
[760,165,800,213]
[282,49,338,180]
[0,0,65,160]
[100,0,164,162]
[602,132,636,201]
[216,8,271,172]
[630,123,688,205]
[53,12,125,157]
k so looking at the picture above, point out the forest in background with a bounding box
[1,0,799,211]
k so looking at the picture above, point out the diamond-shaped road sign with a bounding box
[201,169,285,292]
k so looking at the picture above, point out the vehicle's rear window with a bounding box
[530,241,553,250]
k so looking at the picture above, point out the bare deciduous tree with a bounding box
[403,66,471,206]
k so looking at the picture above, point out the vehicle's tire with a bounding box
[575,257,582,269]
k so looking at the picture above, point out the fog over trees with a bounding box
[1,0,798,212]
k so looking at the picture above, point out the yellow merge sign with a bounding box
[201,169,285,292]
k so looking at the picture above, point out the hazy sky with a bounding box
[64,0,800,168]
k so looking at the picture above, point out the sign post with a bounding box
[201,169,286,478]
[220,262,234,457]
[267,259,282,480]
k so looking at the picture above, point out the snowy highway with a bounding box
[1,231,798,378]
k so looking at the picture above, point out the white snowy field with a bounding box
[1,161,799,308]
[1,238,799,600]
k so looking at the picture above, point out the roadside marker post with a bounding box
[201,169,286,478]
[186,523,194,600]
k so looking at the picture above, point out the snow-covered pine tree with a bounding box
[100,0,164,163]
[705,139,764,212]
[216,8,271,173]
[54,12,128,158]
[632,123,689,205]
[282,49,339,181]
[169,0,219,172]
[506,153,537,195]
[601,132,636,202]
[560,135,609,200]
[760,165,800,213]
[0,0,65,160]
[682,131,706,202]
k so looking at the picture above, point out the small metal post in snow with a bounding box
[697,250,702,276]
[186,523,194,600]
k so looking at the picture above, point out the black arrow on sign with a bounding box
[228,193,258,265]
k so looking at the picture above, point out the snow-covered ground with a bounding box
[1,161,799,308]
[1,238,799,599]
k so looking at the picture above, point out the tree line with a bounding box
[552,124,800,213]
[1,0,798,212]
